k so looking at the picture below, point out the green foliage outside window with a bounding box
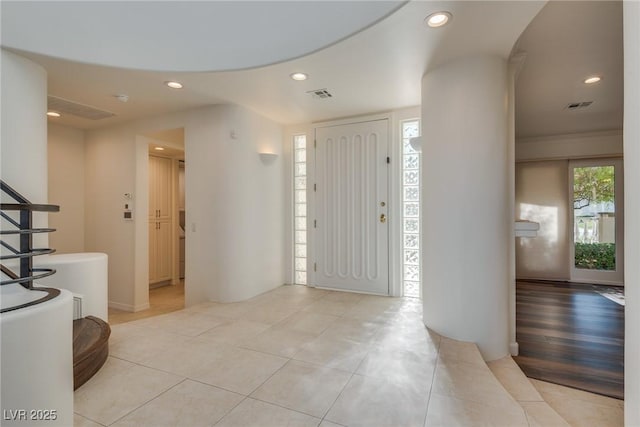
[575,243,615,270]
[573,166,614,210]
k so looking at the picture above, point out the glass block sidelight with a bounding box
[294,135,308,285]
[401,120,421,298]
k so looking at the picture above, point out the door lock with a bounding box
[380,213,386,223]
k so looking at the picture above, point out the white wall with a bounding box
[185,105,284,303]
[0,49,49,248]
[515,160,570,281]
[421,55,510,361]
[624,1,640,424]
[85,104,284,310]
[516,130,623,161]
[47,123,85,254]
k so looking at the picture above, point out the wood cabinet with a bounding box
[149,155,173,284]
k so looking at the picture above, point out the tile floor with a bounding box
[76,285,623,426]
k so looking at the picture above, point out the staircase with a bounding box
[1,180,110,389]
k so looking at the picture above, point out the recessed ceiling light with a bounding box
[290,72,308,81]
[584,76,602,84]
[47,111,61,117]
[425,11,452,28]
[165,81,183,89]
[154,147,165,151]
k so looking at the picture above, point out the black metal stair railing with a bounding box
[1,180,61,313]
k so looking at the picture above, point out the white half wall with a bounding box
[421,55,510,361]
[624,1,640,425]
[47,123,85,254]
[85,104,284,310]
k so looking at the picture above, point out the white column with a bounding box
[0,49,49,246]
[421,55,510,361]
[0,49,73,427]
[624,1,640,425]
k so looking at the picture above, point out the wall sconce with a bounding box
[259,152,278,164]
[409,136,423,152]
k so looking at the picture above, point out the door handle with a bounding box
[380,213,386,223]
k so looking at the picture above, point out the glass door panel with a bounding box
[570,159,623,284]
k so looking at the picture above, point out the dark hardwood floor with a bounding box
[514,280,624,400]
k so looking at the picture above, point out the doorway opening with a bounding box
[146,129,185,308]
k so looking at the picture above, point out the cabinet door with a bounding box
[156,157,172,221]
[155,220,173,282]
[149,156,158,219]
[149,221,158,283]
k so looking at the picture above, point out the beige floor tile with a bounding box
[243,301,300,324]
[318,317,383,344]
[425,393,528,427]
[322,291,365,304]
[531,380,624,427]
[341,296,404,322]
[194,301,256,319]
[292,335,370,372]
[197,319,272,346]
[520,401,571,427]
[239,326,318,358]
[73,414,103,427]
[319,421,345,427]
[432,359,518,410]
[373,322,440,354]
[74,357,183,426]
[302,299,358,316]
[137,337,227,378]
[191,346,288,395]
[128,310,227,337]
[109,326,192,364]
[274,311,340,335]
[325,374,429,427]
[438,338,486,367]
[251,360,352,418]
[530,379,623,409]
[356,347,437,390]
[112,380,243,427]
[487,356,543,402]
[215,398,320,427]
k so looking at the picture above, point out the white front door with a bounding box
[314,119,389,295]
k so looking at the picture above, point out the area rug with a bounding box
[594,286,625,306]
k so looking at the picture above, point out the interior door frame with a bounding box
[309,114,394,295]
[569,157,624,285]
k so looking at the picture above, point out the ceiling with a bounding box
[514,1,623,139]
[2,1,623,140]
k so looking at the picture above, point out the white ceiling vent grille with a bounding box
[307,88,333,99]
[47,95,116,120]
[566,101,593,111]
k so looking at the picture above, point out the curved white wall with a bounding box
[0,49,49,247]
[421,55,510,361]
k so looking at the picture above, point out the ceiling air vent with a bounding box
[47,95,116,120]
[566,101,593,111]
[307,88,333,99]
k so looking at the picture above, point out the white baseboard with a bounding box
[108,300,150,312]
[509,341,519,356]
